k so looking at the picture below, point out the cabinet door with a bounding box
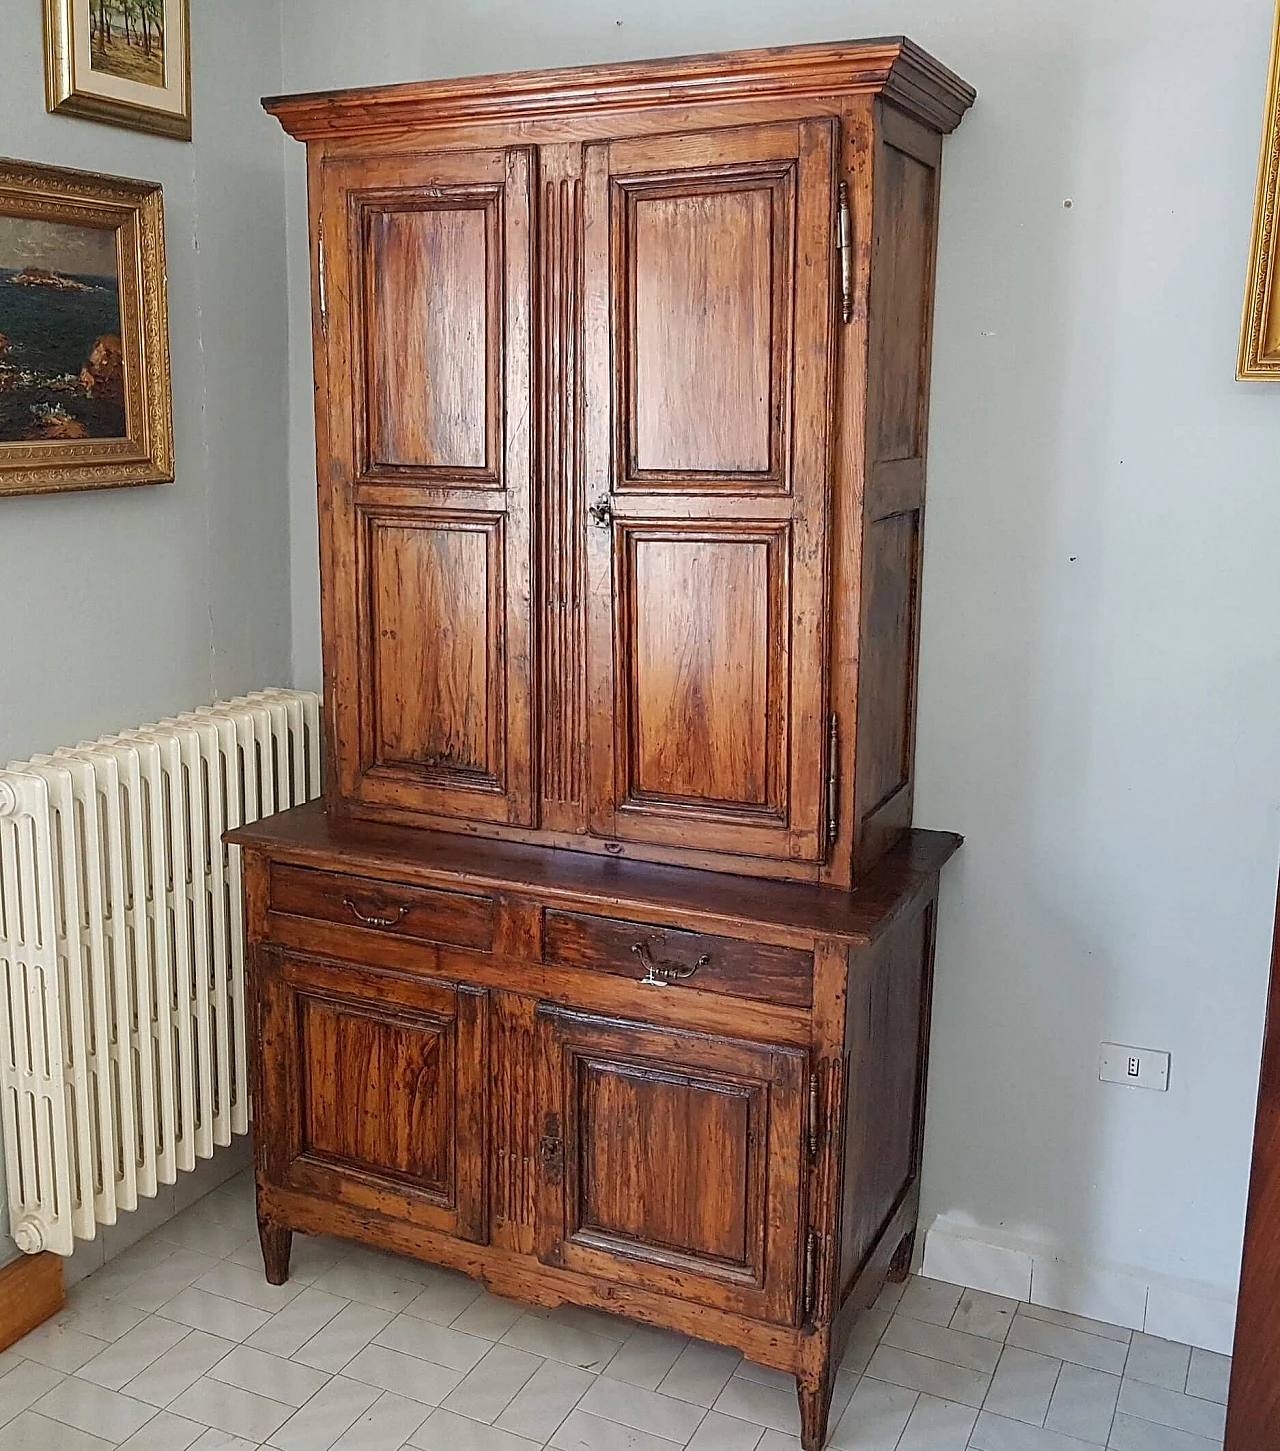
[583,122,836,863]
[256,949,487,1241]
[319,147,534,826]
[536,1007,806,1323]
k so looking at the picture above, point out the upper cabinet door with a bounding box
[319,148,534,826]
[583,122,836,864]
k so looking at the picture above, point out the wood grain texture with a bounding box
[0,1251,63,1351]
[1226,877,1280,1448]
[491,991,539,1254]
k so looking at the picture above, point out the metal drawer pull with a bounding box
[632,940,711,987]
[343,898,409,929]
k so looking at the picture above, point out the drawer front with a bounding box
[270,864,496,951]
[542,909,812,1008]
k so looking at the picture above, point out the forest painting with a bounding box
[0,216,125,443]
[89,1,167,90]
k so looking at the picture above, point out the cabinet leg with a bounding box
[258,1217,292,1286]
[798,1369,835,1451]
[887,1228,916,1284]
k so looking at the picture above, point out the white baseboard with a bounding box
[921,1215,1238,1356]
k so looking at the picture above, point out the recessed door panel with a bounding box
[366,204,493,473]
[584,122,835,863]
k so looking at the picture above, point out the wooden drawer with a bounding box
[542,909,812,1008]
[269,864,495,952]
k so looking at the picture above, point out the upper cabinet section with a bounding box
[267,38,974,887]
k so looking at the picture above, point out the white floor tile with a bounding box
[578,1377,705,1442]
[494,1359,595,1442]
[330,1390,431,1451]
[969,1409,1100,1450]
[731,1363,793,1393]
[315,1263,427,1315]
[982,1346,1063,1427]
[411,1406,542,1451]
[658,1343,742,1408]
[839,1311,890,1378]
[6,1320,107,1373]
[157,1289,272,1343]
[440,1343,543,1425]
[1019,1304,1131,1346]
[375,1315,492,1373]
[59,1293,150,1344]
[342,1344,465,1405]
[1044,1363,1118,1445]
[1107,1410,1222,1450]
[266,1375,381,1451]
[293,1302,395,1374]
[118,1252,224,1314]
[247,1286,349,1359]
[682,1410,763,1451]
[123,1331,235,1407]
[189,1427,260,1451]
[551,1408,684,1451]
[1184,1348,1230,1406]
[951,1291,1018,1343]
[207,1343,330,1408]
[1007,1317,1128,1376]
[502,1314,622,1374]
[32,1374,157,1442]
[167,1374,294,1442]
[1123,1335,1191,1392]
[755,1431,799,1451]
[115,1409,208,1450]
[402,1278,489,1329]
[881,1313,1003,1373]
[864,1345,990,1409]
[0,1409,115,1450]
[602,1326,689,1391]
[896,1394,978,1451]
[1115,1379,1226,1440]
[0,1361,66,1427]
[712,1377,800,1435]
[448,1294,528,1343]
[192,1260,304,1314]
[76,1317,191,1391]
[158,1212,257,1262]
[896,1279,964,1329]
[828,1377,918,1451]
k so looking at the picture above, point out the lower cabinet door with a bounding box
[536,1007,806,1324]
[257,948,488,1242]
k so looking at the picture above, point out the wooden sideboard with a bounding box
[243,37,974,1447]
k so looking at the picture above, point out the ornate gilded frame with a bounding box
[43,0,192,142]
[0,158,174,498]
[1240,1,1280,379]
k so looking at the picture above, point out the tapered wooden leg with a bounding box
[886,1227,916,1284]
[798,1368,835,1451]
[258,1217,292,1286]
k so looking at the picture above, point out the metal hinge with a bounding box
[317,220,329,337]
[836,181,854,323]
[807,1068,821,1161]
[803,1229,819,1318]
[826,714,840,848]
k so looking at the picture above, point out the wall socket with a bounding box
[1099,1043,1170,1091]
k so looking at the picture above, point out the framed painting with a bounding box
[0,158,174,498]
[1241,0,1280,379]
[44,0,191,141]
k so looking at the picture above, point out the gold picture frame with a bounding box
[0,158,174,498]
[1240,1,1280,379]
[44,0,192,142]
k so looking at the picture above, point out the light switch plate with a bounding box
[1100,1043,1170,1091]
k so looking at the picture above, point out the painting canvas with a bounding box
[44,0,190,141]
[0,157,173,497]
[0,217,126,443]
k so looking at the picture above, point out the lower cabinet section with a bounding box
[536,1008,806,1325]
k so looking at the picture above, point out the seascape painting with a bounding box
[88,1,167,90]
[0,216,126,443]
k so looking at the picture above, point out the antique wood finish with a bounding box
[255,40,972,1450]
[1225,876,1280,1449]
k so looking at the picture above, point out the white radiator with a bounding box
[0,689,321,1256]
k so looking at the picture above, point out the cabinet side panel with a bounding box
[853,105,943,876]
[838,901,933,1293]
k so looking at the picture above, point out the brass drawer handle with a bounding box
[632,940,711,987]
[343,897,409,929]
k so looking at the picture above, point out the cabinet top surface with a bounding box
[263,35,975,141]
[228,802,961,946]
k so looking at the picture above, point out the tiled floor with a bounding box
[0,1172,1230,1451]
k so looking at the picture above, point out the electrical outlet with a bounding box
[1100,1043,1170,1091]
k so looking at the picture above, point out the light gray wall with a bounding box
[0,2,291,1257]
[0,0,291,768]
[278,0,1280,1301]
